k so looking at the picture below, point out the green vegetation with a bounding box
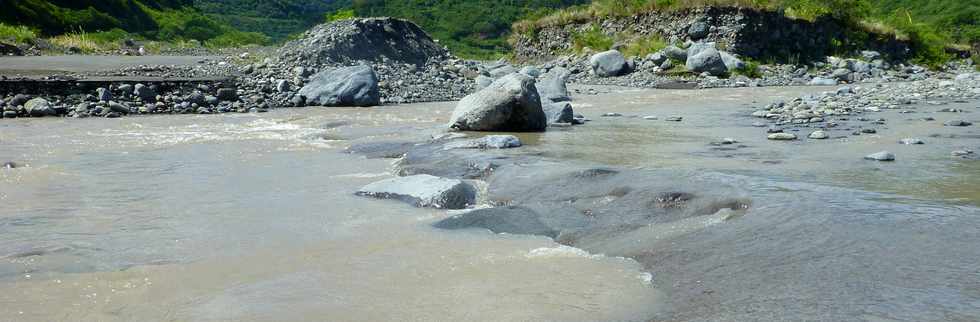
[732,60,763,78]
[621,34,668,57]
[0,0,268,50]
[195,0,346,41]
[570,25,615,52]
[0,23,38,43]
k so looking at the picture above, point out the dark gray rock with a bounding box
[944,120,973,127]
[217,88,238,101]
[433,206,559,238]
[24,98,56,117]
[298,65,381,107]
[448,73,547,132]
[184,91,206,106]
[537,67,571,103]
[688,21,709,40]
[10,94,29,107]
[133,84,156,101]
[543,101,575,124]
[589,50,629,77]
[96,88,112,102]
[686,48,727,76]
[356,174,476,209]
[663,46,687,62]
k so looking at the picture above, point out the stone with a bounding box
[688,21,709,40]
[107,101,130,114]
[899,138,924,145]
[133,84,156,101]
[445,135,523,150]
[768,133,798,140]
[298,65,381,107]
[356,174,476,209]
[96,87,112,102]
[809,77,838,86]
[685,48,727,76]
[10,94,29,107]
[589,50,629,77]
[719,51,745,71]
[448,73,547,132]
[686,42,715,58]
[184,91,207,106]
[537,67,571,103]
[944,120,972,127]
[433,206,558,238]
[24,98,56,117]
[665,116,683,122]
[808,130,829,139]
[489,65,517,79]
[646,52,667,65]
[276,80,290,93]
[865,151,896,161]
[543,101,575,124]
[216,88,238,101]
[663,46,687,61]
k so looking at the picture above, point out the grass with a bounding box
[570,24,614,52]
[621,33,668,57]
[0,22,37,43]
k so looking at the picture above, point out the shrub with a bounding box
[0,23,37,43]
[622,34,667,57]
[571,24,614,52]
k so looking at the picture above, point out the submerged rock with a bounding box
[356,174,476,209]
[448,73,547,132]
[445,135,522,150]
[433,206,559,238]
[808,130,829,139]
[865,151,896,161]
[768,133,798,140]
[298,65,381,107]
[543,101,575,124]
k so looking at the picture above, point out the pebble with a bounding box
[899,138,925,145]
[864,151,896,161]
[665,117,683,122]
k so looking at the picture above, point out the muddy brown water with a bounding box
[1,85,978,321]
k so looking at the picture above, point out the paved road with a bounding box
[0,55,220,76]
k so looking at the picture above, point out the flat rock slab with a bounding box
[356,174,476,209]
[433,206,559,238]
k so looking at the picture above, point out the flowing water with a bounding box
[1,85,978,321]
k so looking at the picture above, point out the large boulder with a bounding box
[24,98,56,117]
[543,101,574,124]
[663,46,687,62]
[474,75,494,90]
[356,174,476,209]
[537,67,571,103]
[686,42,716,59]
[433,206,559,238]
[489,64,517,79]
[276,17,450,67]
[133,84,156,102]
[298,65,381,107]
[589,50,629,77]
[448,73,547,132]
[686,48,728,76]
[719,51,746,71]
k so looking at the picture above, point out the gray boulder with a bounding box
[107,101,130,114]
[646,52,667,65]
[298,65,381,107]
[216,88,238,101]
[543,101,574,124]
[719,51,745,71]
[96,87,112,102]
[10,94,29,107]
[24,98,56,116]
[686,42,715,58]
[433,206,558,238]
[686,48,727,76]
[184,91,206,106]
[688,21,709,40]
[589,50,629,77]
[537,67,571,103]
[133,84,156,101]
[356,174,476,209]
[448,73,547,132]
[663,46,687,61]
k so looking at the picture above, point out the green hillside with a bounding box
[195,0,346,40]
